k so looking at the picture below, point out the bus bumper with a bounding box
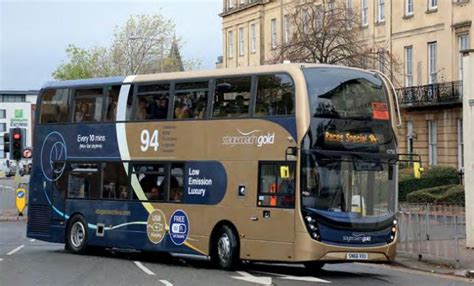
[294,231,397,263]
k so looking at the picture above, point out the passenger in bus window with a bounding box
[148,186,160,201]
[136,98,147,120]
[106,101,117,121]
[149,97,168,119]
[75,103,89,122]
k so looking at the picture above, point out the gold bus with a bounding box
[28,64,399,270]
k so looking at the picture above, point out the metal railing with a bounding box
[396,81,463,108]
[397,203,466,266]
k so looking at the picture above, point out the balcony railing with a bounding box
[221,0,264,16]
[396,81,463,108]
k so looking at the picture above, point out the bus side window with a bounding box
[67,163,101,199]
[170,164,184,202]
[102,162,128,200]
[132,164,168,202]
[213,77,251,118]
[135,83,170,121]
[40,89,70,123]
[173,81,209,120]
[73,88,104,123]
[255,74,295,116]
[257,162,295,208]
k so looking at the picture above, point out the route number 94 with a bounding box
[140,129,159,152]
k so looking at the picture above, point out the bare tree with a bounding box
[271,0,399,79]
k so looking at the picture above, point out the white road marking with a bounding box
[159,280,173,286]
[134,261,155,276]
[0,258,3,261]
[281,275,331,283]
[7,245,24,256]
[30,239,36,242]
[231,271,272,285]
[251,270,331,283]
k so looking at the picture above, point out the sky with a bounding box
[0,0,223,90]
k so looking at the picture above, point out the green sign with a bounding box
[15,109,23,119]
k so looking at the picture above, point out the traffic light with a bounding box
[10,128,23,161]
[3,132,10,154]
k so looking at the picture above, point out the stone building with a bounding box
[220,0,472,170]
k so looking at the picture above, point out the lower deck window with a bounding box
[258,162,295,208]
[67,163,101,199]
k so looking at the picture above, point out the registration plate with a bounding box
[346,253,369,260]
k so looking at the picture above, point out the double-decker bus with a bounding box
[27,64,400,270]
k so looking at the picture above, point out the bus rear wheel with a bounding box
[211,225,239,270]
[66,215,88,254]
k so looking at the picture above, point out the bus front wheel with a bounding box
[304,261,325,273]
[211,225,239,270]
[66,215,88,254]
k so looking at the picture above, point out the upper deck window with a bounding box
[173,81,209,119]
[73,88,104,123]
[40,89,70,123]
[255,74,295,116]
[303,68,389,121]
[135,83,171,120]
[213,77,251,118]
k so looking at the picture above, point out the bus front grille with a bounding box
[28,205,50,235]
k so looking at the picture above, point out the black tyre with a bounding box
[211,225,239,270]
[66,215,88,253]
[304,261,325,273]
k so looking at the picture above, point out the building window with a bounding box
[250,24,257,53]
[405,46,413,87]
[0,123,6,132]
[361,0,368,26]
[428,0,437,10]
[346,0,353,29]
[458,119,464,170]
[240,0,246,5]
[459,34,469,81]
[328,1,335,17]
[0,110,5,119]
[271,18,277,49]
[228,0,235,9]
[407,121,414,154]
[405,0,414,16]
[227,30,234,59]
[378,50,385,73]
[302,9,310,35]
[428,120,437,166]
[283,15,290,44]
[377,0,385,22]
[0,95,26,102]
[238,27,245,56]
[428,42,437,84]
[315,6,323,32]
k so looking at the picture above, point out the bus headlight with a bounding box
[304,214,321,241]
[389,218,397,242]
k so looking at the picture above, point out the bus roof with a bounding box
[132,63,375,83]
[42,76,126,89]
[40,64,378,88]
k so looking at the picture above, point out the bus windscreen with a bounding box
[303,67,390,120]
